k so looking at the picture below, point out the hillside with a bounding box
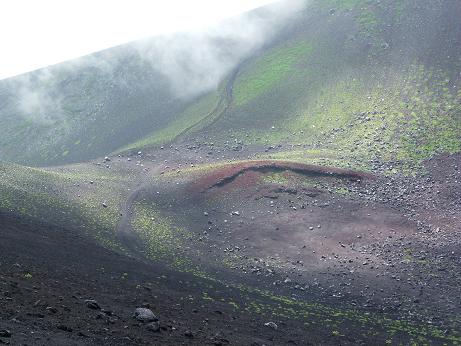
[0,4,294,166]
[126,0,461,173]
[1,0,459,169]
[0,46,188,166]
[0,1,460,345]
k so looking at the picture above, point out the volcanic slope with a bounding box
[1,0,461,345]
[1,148,460,345]
[126,0,461,174]
[0,4,290,167]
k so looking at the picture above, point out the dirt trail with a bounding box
[115,64,243,255]
[201,62,240,129]
[174,63,241,141]
[115,167,160,257]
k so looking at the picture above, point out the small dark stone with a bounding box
[46,306,58,314]
[84,299,101,310]
[101,309,113,316]
[27,312,45,318]
[146,321,161,333]
[184,330,194,338]
[0,330,11,338]
[57,324,73,332]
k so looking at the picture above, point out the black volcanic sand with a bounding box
[123,150,461,344]
[1,150,460,345]
[0,212,326,346]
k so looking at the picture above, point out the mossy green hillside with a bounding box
[119,40,313,153]
[118,91,222,152]
[0,41,196,166]
[0,162,132,250]
[295,65,459,169]
[131,200,201,269]
[115,0,460,175]
[156,0,459,175]
[230,64,460,173]
[233,40,313,106]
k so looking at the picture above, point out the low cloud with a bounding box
[136,0,307,98]
[1,0,307,124]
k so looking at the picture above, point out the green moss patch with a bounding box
[118,91,222,151]
[233,40,313,106]
[0,162,130,251]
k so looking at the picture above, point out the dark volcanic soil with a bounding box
[1,148,460,345]
[0,211,331,346]
[141,152,461,344]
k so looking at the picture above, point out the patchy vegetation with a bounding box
[233,40,313,106]
[0,162,128,249]
[118,91,222,151]
[131,201,192,265]
[1,1,460,345]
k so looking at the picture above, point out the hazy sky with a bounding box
[0,0,276,80]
